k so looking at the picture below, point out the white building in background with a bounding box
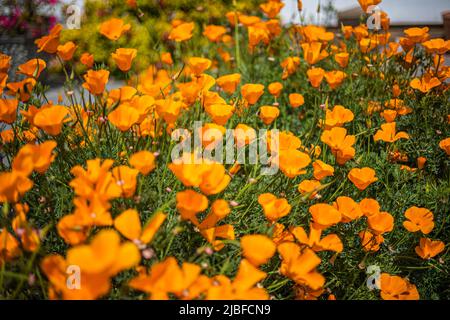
[281,0,450,27]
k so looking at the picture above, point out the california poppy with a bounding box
[168,22,195,42]
[289,93,305,108]
[309,203,342,230]
[17,59,46,78]
[216,73,241,94]
[34,105,69,136]
[415,238,445,260]
[100,18,131,41]
[203,25,227,42]
[278,242,325,290]
[112,48,137,72]
[57,42,77,61]
[259,106,280,125]
[108,104,139,132]
[114,209,166,245]
[241,84,265,105]
[258,193,291,222]
[82,69,110,95]
[380,273,419,300]
[0,98,18,124]
[241,234,276,266]
[321,127,355,165]
[35,24,63,53]
[312,160,334,180]
[129,151,156,175]
[403,206,434,234]
[348,167,378,191]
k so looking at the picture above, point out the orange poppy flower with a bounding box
[6,78,36,102]
[333,196,363,223]
[260,1,284,18]
[1,128,14,143]
[357,0,381,12]
[17,58,46,78]
[0,171,33,203]
[176,189,208,225]
[410,75,441,93]
[248,25,270,50]
[57,213,90,245]
[207,259,268,300]
[12,140,57,175]
[70,158,121,202]
[0,98,18,124]
[417,156,427,169]
[258,193,291,222]
[404,27,429,43]
[359,230,384,252]
[302,42,329,65]
[374,122,409,143]
[57,41,77,61]
[234,124,257,147]
[112,165,139,198]
[403,206,434,234]
[415,238,445,260]
[268,82,283,97]
[129,151,156,175]
[307,67,325,88]
[259,106,280,125]
[281,56,300,79]
[381,109,397,123]
[34,105,69,136]
[187,57,212,76]
[42,229,140,300]
[309,203,342,230]
[298,179,321,199]
[289,93,305,108]
[130,257,211,300]
[80,52,94,68]
[292,223,343,253]
[112,48,137,72]
[348,167,378,191]
[199,162,231,195]
[203,25,227,42]
[439,137,450,155]
[324,70,346,90]
[323,105,354,129]
[334,52,349,68]
[216,73,241,94]
[312,160,334,180]
[321,127,356,165]
[278,149,311,178]
[0,228,20,264]
[99,18,131,41]
[198,199,231,230]
[82,69,110,95]
[114,209,166,245]
[278,242,325,290]
[241,83,265,105]
[160,52,173,65]
[108,104,139,132]
[421,38,450,55]
[368,211,394,235]
[241,234,276,266]
[168,22,195,42]
[380,273,419,300]
[155,93,184,124]
[359,198,380,217]
[35,24,62,53]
